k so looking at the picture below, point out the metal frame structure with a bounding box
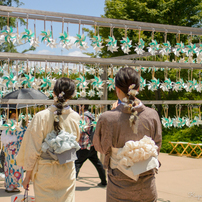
[0,6,202,35]
[0,52,202,69]
[1,99,202,105]
[0,6,202,107]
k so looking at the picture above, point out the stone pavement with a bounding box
[0,153,202,202]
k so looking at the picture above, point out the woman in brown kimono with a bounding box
[93,67,162,202]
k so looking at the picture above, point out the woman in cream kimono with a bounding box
[17,78,81,202]
[93,67,162,202]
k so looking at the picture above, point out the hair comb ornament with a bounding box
[58,91,65,98]
[54,96,58,102]
[128,84,138,96]
[54,111,59,122]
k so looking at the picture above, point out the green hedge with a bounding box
[161,126,202,155]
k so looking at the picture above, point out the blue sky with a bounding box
[16,0,106,57]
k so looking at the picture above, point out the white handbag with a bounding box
[11,190,35,202]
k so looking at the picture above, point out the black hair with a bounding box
[53,77,75,134]
[115,67,140,128]
[9,109,19,119]
[115,67,140,101]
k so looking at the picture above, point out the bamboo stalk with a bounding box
[16,105,18,126]
[26,105,28,126]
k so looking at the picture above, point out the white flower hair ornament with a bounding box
[128,84,139,96]
[58,91,65,98]
[54,91,65,103]
[54,111,59,123]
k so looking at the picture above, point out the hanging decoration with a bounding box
[40,30,52,44]
[76,75,88,90]
[160,78,172,91]
[21,74,35,88]
[140,76,146,91]
[107,78,115,91]
[120,26,132,54]
[30,20,40,48]
[21,29,34,43]
[148,77,160,91]
[2,72,17,88]
[92,35,104,52]
[59,21,72,50]
[91,76,104,91]
[106,26,118,53]
[160,41,171,56]
[40,76,52,89]
[88,89,96,97]
[1,26,16,43]
[59,31,72,49]
[13,18,23,45]
[185,43,197,57]
[173,42,185,56]
[161,105,173,128]
[148,40,160,55]
[91,24,104,52]
[74,22,89,51]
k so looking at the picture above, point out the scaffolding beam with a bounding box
[1,99,202,105]
[0,6,202,35]
[0,52,202,69]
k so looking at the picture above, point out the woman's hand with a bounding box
[22,176,30,190]
[22,170,32,190]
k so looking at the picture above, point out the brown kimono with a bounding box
[93,103,162,202]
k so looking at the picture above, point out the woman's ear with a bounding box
[115,86,120,94]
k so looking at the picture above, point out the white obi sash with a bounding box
[110,147,159,181]
[110,136,159,181]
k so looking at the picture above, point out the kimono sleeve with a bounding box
[93,114,112,155]
[16,114,44,171]
[152,111,162,154]
[72,118,81,142]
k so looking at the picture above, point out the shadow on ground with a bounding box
[157,198,171,202]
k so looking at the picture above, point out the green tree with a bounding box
[0,0,35,53]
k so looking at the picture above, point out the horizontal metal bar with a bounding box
[111,51,161,60]
[0,52,202,69]
[1,99,202,105]
[0,99,115,105]
[1,6,202,35]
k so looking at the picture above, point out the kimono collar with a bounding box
[118,100,146,114]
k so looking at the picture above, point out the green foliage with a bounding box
[161,125,202,154]
[0,0,35,54]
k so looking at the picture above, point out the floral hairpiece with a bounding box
[58,91,65,98]
[53,91,65,102]
[128,84,138,96]
[122,97,128,103]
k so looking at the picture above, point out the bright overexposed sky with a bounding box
[15,0,106,57]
